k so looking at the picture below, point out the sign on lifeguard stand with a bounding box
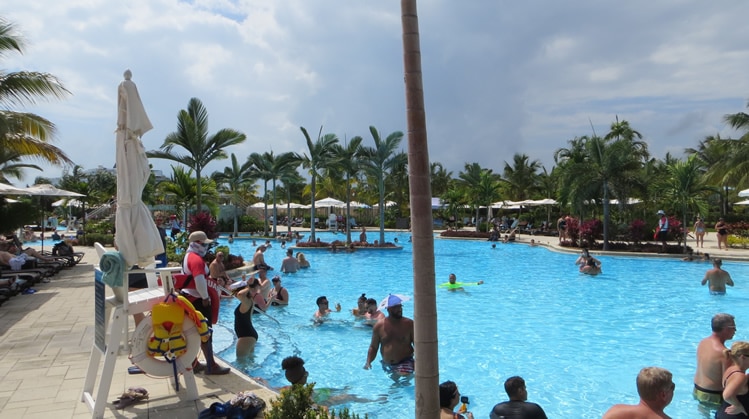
[81,262,199,419]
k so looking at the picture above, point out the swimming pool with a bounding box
[211,232,749,418]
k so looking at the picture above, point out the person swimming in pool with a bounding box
[313,296,341,324]
[440,273,484,291]
[701,258,734,295]
[575,248,601,275]
[364,294,414,379]
[279,356,382,407]
[362,298,385,326]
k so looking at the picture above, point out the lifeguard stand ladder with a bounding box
[81,264,199,419]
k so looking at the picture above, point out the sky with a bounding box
[4,0,749,188]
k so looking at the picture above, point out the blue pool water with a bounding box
[210,232,749,418]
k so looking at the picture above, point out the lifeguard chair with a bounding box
[82,246,199,418]
[327,213,338,231]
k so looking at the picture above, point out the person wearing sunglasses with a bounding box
[439,380,473,419]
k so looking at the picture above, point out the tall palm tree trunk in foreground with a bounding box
[401,1,438,416]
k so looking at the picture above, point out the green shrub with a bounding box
[727,235,749,249]
[81,233,114,246]
[87,220,114,234]
[264,384,365,419]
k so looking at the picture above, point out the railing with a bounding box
[86,199,116,221]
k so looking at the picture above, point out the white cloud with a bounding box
[2,0,749,186]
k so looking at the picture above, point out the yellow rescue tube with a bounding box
[130,314,201,377]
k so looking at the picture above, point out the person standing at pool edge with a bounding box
[656,210,669,253]
[716,217,730,250]
[602,367,674,418]
[364,294,415,377]
[694,313,736,407]
[180,231,230,375]
[701,258,734,295]
[694,216,707,248]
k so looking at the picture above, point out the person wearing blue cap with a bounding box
[363,294,414,378]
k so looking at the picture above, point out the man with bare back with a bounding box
[701,259,734,295]
[693,313,736,407]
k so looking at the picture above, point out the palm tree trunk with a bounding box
[196,168,202,213]
[346,178,352,244]
[310,176,317,241]
[402,1,439,416]
[272,179,278,237]
[263,182,269,237]
[602,183,610,250]
[379,177,386,245]
[233,194,239,236]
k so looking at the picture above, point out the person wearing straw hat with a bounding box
[363,294,414,377]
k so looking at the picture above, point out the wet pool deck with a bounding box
[0,229,746,418]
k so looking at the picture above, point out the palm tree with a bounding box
[157,165,220,223]
[555,123,648,250]
[457,163,501,231]
[157,166,198,225]
[657,155,715,252]
[361,126,406,244]
[430,162,453,197]
[248,152,273,236]
[269,152,298,236]
[330,136,364,243]
[724,100,749,137]
[147,97,246,213]
[0,18,72,167]
[685,134,737,216]
[0,148,41,184]
[401,1,439,414]
[212,153,256,236]
[279,168,305,234]
[502,153,541,200]
[297,126,338,242]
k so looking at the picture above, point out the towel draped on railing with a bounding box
[100,251,126,287]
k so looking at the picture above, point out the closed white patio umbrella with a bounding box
[114,69,164,267]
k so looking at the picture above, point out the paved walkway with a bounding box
[0,230,746,419]
[0,250,275,419]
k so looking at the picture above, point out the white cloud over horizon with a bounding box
[3,0,749,188]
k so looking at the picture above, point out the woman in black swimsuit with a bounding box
[716,218,730,250]
[269,276,289,306]
[233,279,268,358]
[717,341,749,418]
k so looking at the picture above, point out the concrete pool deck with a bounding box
[0,229,746,418]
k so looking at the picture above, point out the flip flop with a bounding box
[128,365,144,374]
[22,288,36,295]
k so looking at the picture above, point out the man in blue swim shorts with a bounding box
[363,294,415,378]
